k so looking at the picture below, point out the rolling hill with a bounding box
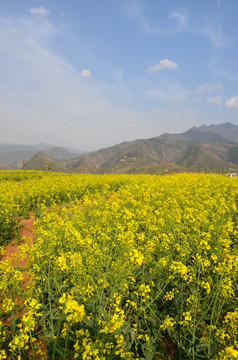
[23,152,67,172]
[0,144,83,169]
[20,122,238,174]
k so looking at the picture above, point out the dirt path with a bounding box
[1,213,35,287]
[1,214,48,359]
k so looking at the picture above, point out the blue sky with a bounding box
[1,0,238,151]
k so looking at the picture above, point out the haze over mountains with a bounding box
[0,144,83,170]
[1,123,238,174]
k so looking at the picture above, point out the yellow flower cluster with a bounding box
[59,293,85,324]
[1,171,238,359]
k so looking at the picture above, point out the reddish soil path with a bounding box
[1,215,48,359]
[1,213,35,287]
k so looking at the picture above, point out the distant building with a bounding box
[229,173,237,177]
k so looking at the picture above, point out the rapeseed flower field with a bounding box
[0,170,238,359]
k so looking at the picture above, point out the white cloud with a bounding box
[202,23,227,51]
[114,68,132,100]
[29,7,50,17]
[122,0,141,19]
[197,83,222,93]
[148,59,178,73]
[145,82,190,102]
[226,96,238,109]
[80,69,92,78]
[121,3,189,36]
[169,11,188,31]
[208,96,222,104]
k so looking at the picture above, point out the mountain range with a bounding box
[2,123,238,174]
[0,143,83,170]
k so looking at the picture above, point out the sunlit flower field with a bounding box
[0,170,238,359]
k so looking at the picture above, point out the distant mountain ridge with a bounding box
[0,143,83,169]
[21,122,238,174]
[189,122,238,142]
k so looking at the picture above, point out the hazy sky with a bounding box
[1,0,238,151]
